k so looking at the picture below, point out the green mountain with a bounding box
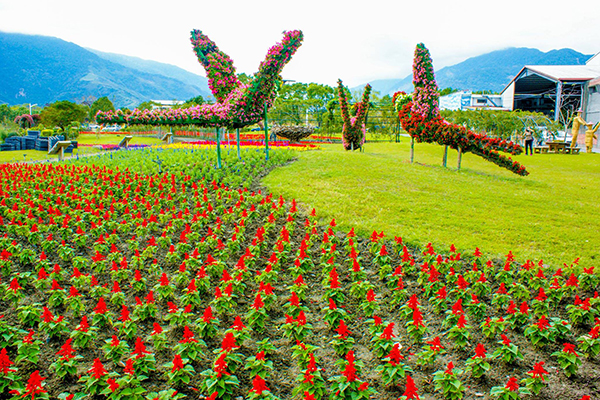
[0,32,211,108]
[361,47,593,95]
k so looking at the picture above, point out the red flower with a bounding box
[501,334,511,346]
[529,361,549,381]
[335,320,351,338]
[535,287,548,302]
[444,361,454,374]
[124,358,135,375]
[232,316,246,331]
[536,315,550,331]
[214,352,229,377]
[119,305,131,322]
[473,343,486,358]
[76,316,89,332]
[132,337,149,358]
[505,377,519,391]
[562,343,578,355]
[180,326,198,344]
[381,322,396,339]
[0,348,15,375]
[57,338,75,360]
[252,293,264,309]
[171,354,184,372]
[358,382,369,391]
[427,336,444,352]
[107,377,119,392]
[220,332,237,352]
[89,358,106,379]
[250,375,269,394]
[386,343,404,365]
[22,370,47,399]
[151,323,163,335]
[402,375,420,399]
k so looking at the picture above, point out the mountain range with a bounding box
[362,47,593,96]
[0,31,594,108]
[0,32,210,108]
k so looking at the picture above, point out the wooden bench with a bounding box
[565,147,580,154]
[534,146,549,154]
[48,141,73,161]
[118,136,133,148]
[161,132,173,144]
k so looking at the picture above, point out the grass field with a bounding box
[263,140,600,269]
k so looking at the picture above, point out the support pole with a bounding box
[554,81,563,123]
[410,137,414,163]
[236,128,241,159]
[264,103,269,161]
[457,147,462,171]
[442,145,448,167]
[216,127,222,169]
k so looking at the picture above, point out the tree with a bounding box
[40,100,88,131]
[90,97,115,121]
[181,95,205,108]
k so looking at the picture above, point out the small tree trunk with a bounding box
[457,148,462,171]
[442,145,448,168]
[410,137,414,163]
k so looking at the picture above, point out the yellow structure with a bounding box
[571,111,588,148]
[585,122,599,153]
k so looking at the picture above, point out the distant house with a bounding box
[151,100,184,110]
[439,91,508,111]
[500,53,600,123]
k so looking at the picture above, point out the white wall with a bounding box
[587,88,600,149]
[501,82,515,111]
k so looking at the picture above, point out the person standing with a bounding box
[524,127,534,155]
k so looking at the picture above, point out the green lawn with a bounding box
[263,140,600,269]
[0,134,163,163]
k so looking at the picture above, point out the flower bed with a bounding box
[0,147,595,399]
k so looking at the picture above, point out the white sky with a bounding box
[1,0,599,87]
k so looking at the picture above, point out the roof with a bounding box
[590,77,600,87]
[586,52,600,66]
[502,65,600,94]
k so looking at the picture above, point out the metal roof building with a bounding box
[501,55,600,126]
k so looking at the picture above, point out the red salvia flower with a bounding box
[562,343,578,355]
[335,320,351,338]
[89,358,106,379]
[76,316,89,332]
[473,343,486,358]
[505,377,519,391]
[403,375,420,399]
[132,337,149,358]
[529,361,549,381]
[107,377,119,392]
[536,315,550,331]
[119,305,130,322]
[151,323,163,335]
[381,323,395,339]
[341,351,357,382]
[214,352,229,377]
[0,348,15,375]
[22,370,47,399]
[124,358,135,375]
[232,316,246,331]
[250,375,269,394]
[172,354,184,372]
[180,326,198,344]
[57,338,75,360]
[221,332,238,352]
[386,343,404,365]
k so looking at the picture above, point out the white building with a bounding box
[439,91,508,111]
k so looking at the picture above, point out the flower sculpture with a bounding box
[338,80,371,151]
[96,29,303,129]
[396,43,528,176]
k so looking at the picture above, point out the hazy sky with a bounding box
[1,0,599,87]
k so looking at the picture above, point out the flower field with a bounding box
[0,147,598,400]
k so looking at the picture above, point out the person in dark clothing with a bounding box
[524,127,534,155]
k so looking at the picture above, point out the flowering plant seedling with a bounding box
[16,303,41,328]
[375,343,413,386]
[329,320,355,356]
[416,336,445,366]
[523,315,553,347]
[0,348,18,393]
[448,315,471,348]
[9,370,49,400]
[245,351,273,379]
[465,343,490,378]
[567,297,596,326]
[520,361,549,396]
[173,326,206,361]
[149,323,168,351]
[323,298,348,327]
[578,325,600,357]
[328,351,376,400]
[552,343,582,377]
[50,338,83,379]
[200,352,240,400]
[247,293,269,332]
[164,355,195,386]
[79,358,109,395]
[16,330,42,364]
[480,317,506,338]
[490,377,530,399]
[433,362,465,400]
[292,353,327,399]
[102,335,131,365]
[492,335,524,364]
